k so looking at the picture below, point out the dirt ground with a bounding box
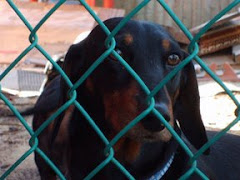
[0,96,39,180]
[0,80,240,179]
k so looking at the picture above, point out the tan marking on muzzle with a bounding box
[114,137,142,163]
[130,86,175,143]
[103,81,139,132]
[104,81,175,143]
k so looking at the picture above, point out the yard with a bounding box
[1,0,240,179]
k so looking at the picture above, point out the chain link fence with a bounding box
[0,0,240,179]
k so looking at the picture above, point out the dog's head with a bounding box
[62,18,208,152]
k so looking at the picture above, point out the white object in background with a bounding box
[73,31,91,44]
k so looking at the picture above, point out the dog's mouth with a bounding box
[104,106,173,143]
[126,126,173,143]
[123,110,174,143]
[142,134,165,141]
[106,114,173,143]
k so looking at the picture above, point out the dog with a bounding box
[31,18,240,180]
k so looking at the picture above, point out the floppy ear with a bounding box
[63,41,86,84]
[51,41,86,145]
[60,40,88,100]
[174,53,209,154]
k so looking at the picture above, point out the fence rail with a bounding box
[0,0,240,179]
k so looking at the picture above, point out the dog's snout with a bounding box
[141,103,170,132]
[155,103,170,122]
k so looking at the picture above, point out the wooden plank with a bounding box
[191,8,240,35]
[201,0,211,23]
[171,0,183,28]
[220,0,230,10]
[191,0,202,27]
[198,18,240,55]
[162,0,170,27]
[134,0,145,20]
[182,0,192,28]
[227,0,240,12]
[144,0,155,21]
[165,0,175,27]
[232,44,240,63]
[154,1,164,25]
[112,0,238,28]
[209,0,221,18]
[114,0,123,9]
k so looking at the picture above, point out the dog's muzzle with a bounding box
[141,103,171,132]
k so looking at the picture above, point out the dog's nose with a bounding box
[141,103,170,132]
[154,103,171,122]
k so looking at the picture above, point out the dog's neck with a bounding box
[147,153,175,180]
[108,134,180,179]
[142,137,179,179]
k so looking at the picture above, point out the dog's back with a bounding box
[200,131,240,180]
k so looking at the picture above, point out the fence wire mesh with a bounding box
[1,0,240,179]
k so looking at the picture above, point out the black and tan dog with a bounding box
[31,18,240,180]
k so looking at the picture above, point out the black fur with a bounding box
[31,18,240,180]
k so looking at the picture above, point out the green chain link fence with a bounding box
[1,0,240,179]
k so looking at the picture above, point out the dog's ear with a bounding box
[63,41,86,84]
[60,41,87,104]
[50,41,86,145]
[174,52,209,154]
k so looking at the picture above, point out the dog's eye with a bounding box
[167,54,181,66]
[109,49,123,62]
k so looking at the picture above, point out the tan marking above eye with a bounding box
[162,39,171,51]
[124,33,134,45]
